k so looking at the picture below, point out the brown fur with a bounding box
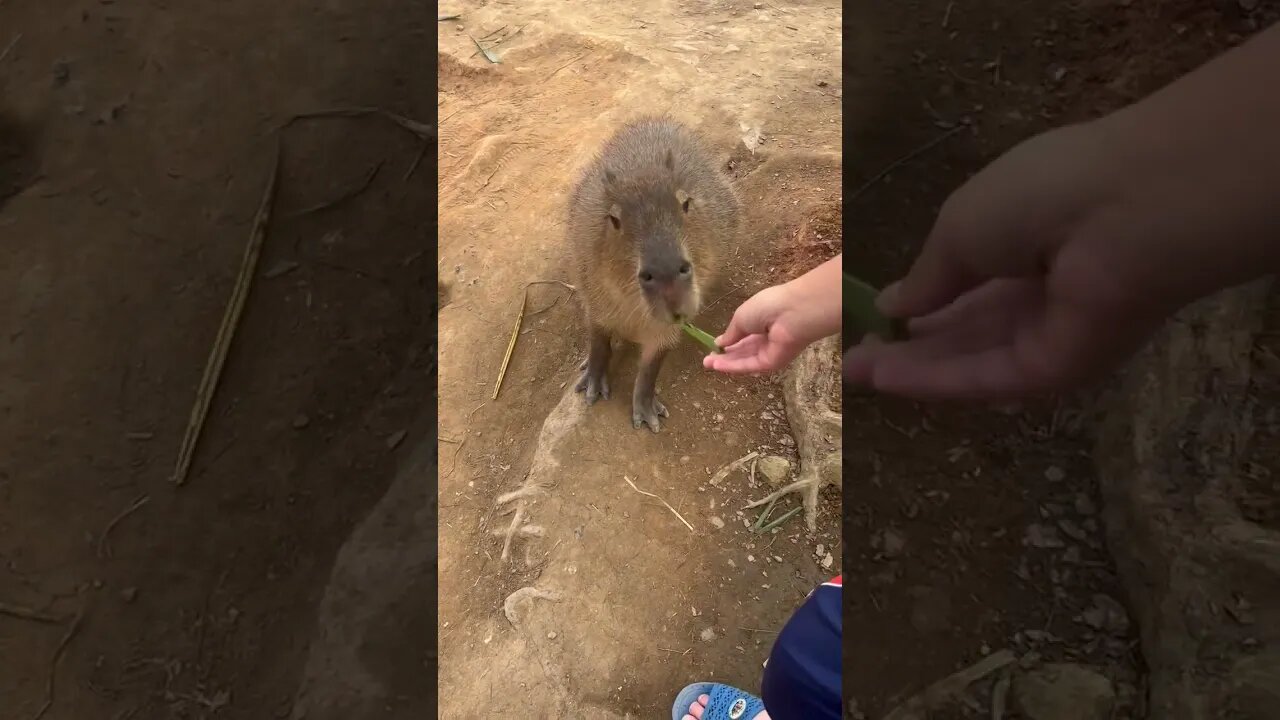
[566,117,740,349]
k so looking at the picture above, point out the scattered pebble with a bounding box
[263,260,300,279]
[821,552,834,569]
[700,627,717,642]
[1044,466,1066,483]
[881,528,906,558]
[120,587,138,603]
[386,429,407,449]
[1058,518,1087,542]
[1074,493,1098,516]
[547,631,557,640]
[1081,594,1129,635]
[757,455,792,484]
[1025,523,1065,549]
[292,413,310,429]
[709,516,725,530]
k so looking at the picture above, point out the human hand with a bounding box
[846,23,1280,401]
[844,123,1171,400]
[704,256,842,374]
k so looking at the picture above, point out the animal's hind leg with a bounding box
[575,325,611,404]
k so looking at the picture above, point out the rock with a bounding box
[1044,466,1066,483]
[1013,663,1115,720]
[1025,523,1065,549]
[881,528,906,558]
[120,587,138,603]
[700,627,717,642]
[1080,594,1129,635]
[292,413,311,429]
[756,455,791,485]
[709,516,725,530]
[1058,518,1087,542]
[1073,493,1097,516]
[821,552,833,569]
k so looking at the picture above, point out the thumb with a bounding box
[716,294,772,348]
[879,238,979,319]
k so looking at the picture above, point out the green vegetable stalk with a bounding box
[680,321,724,354]
[843,272,907,350]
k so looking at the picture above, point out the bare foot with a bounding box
[680,693,771,720]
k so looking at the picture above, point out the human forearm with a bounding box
[1092,22,1280,310]
[783,253,842,341]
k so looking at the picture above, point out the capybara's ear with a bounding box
[607,203,622,231]
[676,189,691,213]
[665,148,675,171]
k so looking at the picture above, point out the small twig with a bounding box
[659,647,691,655]
[0,33,21,63]
[942,1,955,28]
[404,141,429,181]
[991,667,1012,720]
[623,476,694,533]
[847,124,966,206]
[492,289,527,401]
[97,494,150,558]
[28,605,86,720]
[739,626,779,634]
[883,650,1017,720]
[0,601,62,624]
[709,451,759,487]
[548,52,591,79]
[285,161,381,217]
[284,107,435,141]
[171,142,280,486]
[492,282,576,401]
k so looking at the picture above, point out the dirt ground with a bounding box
[436,0,842,716]
[4,0,1279,719]
[846,1,1279,718]
[1,1,434,718]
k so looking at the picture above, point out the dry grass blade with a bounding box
[468,33,501,63]
[492,289,527,401]
[0,33,21,63]
[286,161,382,217]
[492,281,576,401]
[847,124,965,206]
[0,601,62,624]
[97,494,150,558]
[623,475,694,532]
[709,451,759,487]
[28,605,86,720]
[171,143,280,485]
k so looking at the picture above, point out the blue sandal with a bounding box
[671,682,766,720]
